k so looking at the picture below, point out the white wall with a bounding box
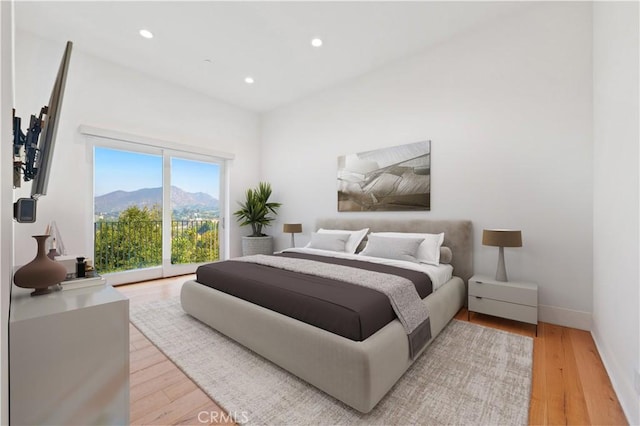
[0,2,15,423]
[261,2,593,329]
[592,2,639,424]
[13,31,261,265]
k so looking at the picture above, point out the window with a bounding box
[85,128,229,285]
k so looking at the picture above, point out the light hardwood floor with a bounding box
[119,275,628,426]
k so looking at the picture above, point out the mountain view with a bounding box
[95,186,219,221]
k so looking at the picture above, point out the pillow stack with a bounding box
[304,228,450,265]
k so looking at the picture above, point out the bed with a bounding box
[180,218,472,413]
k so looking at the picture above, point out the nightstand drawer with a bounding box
[469,279,537,307]
[468,296,538,325]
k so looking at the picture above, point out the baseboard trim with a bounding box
[538,304,591,330]
[591,326,636,425]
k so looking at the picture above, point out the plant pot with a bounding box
[241,236,274,256]
[14,235,68,296]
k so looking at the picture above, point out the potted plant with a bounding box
[234,182,282,255]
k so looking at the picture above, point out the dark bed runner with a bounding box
[195,252,433,342]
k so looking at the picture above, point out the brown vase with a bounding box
[14,235,68,296]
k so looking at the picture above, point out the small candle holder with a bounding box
[76,257,86,278]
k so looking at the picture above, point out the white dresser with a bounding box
[9,284,129,425]
[468,275,538,335]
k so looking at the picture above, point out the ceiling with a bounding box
[15,1,529,112]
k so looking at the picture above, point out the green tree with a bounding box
[171,226,197,264]
[95,205,220,273]
[171,220,220,265]
[95,205,162,273]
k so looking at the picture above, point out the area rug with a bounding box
[130,297,533,425]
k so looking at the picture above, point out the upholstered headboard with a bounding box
[315,218,473,284]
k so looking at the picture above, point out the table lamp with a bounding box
[283,223,302,248]
[482,229,522,282]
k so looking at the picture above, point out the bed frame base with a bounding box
[181,277,465,413]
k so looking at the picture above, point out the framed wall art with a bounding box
[337,140,431,212]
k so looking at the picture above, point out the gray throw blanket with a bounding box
[232,254,431,358]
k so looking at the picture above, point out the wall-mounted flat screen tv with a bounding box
[31,40,73,199]
[12,41,72,223]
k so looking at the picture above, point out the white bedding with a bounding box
[280,247,454,291]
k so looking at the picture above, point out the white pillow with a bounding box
[315,228,369,254]
[360,235,424,263]
[307,232,350,252]
[370,232,444,265]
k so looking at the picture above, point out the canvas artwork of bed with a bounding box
[337,141,431,212]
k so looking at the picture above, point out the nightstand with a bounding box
[468,275,538,336]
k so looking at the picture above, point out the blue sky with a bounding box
[94,147,220,198]
[171,157,220,198]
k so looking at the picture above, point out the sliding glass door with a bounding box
[93,145,225,284]
[94,147,163,276]
[164,154,223,276]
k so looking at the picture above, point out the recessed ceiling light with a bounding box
[139,29,154,39]
[244,76,254,84]
[311,38,323,47]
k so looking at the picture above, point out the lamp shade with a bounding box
[283,223,302,234]
[482,229,522,247]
